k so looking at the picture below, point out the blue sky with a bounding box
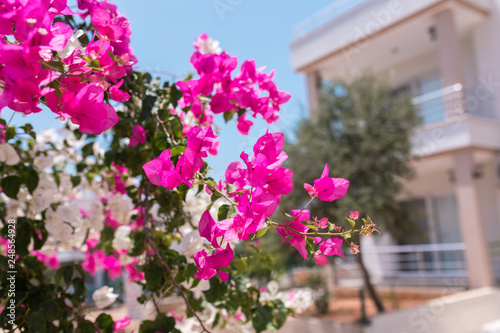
[9,0,335,178]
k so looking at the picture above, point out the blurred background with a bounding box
[9,0,500,332]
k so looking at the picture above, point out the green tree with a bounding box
[281,72,420,313]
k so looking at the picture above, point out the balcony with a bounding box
[290,0,490,76]
[364,242,468,286]
[412,83,465,126]
[410,83,500,157]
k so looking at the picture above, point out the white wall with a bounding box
[471,0,500,120]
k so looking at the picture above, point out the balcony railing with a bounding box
[292,0,370,40]
[412,83,466,126]
[369,243,467,284]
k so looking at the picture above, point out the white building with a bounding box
[290,0,500,288]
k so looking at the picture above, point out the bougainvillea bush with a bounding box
[0,1,377,332]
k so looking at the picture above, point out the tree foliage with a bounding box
[282,73,420,241]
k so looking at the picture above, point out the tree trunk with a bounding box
[356,250,385,313]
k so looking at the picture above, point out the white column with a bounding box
[434,9,464,88]
[306,71,321,121]
[124,277,146,320]
[454,150,494,287]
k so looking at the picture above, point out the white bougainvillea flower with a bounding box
[59,203,83,228]
[267,280,280,296]
[112,225,132,250]
[58,29,85,59]
[34,154,53,169]
[179,230,205,257]
[193,33,221,55]
[92,286,118,309]
[107,193,134,224]
[0,144,20,165]
[33,173,57,213]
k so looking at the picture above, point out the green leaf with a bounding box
[305,237,315,259]
[217,204,231,221]
[270,299,288,329]
[45,60,66,72]
[139,314,176,333]
[26,311,47,333]
[170,145,186,157]
[237,107,246,118]
[154,133,169,151]
[89,59,100,68]
[128,230,145,256]
[100,226,114,243]
[75,320,95,333]
[169,83,183,108]
[223,110,235,123]
[144,263,165,291]
[177,183,190,202]
[71,175,81,187]
[73,277,86,303]
[20,123,33,133]
[1,175,22,199]
[95,313,114,333]
[140,94,157,122]
[56,265,73,286]
[26,168,39,194]
[252,304,274,333]
[254,226,269,239]
[81,142,94,158]
[171,117,183,140]
[16,220,31,256]
[233,258,247,276]
[104,149,117,168]
[75,163,86,173]
[184,263,198,283]
[346,217,356,228]
[40,299,59,320]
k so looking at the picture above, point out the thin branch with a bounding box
[268,221,364,238]
[195,177,237,206]
[293,195,316,220]
[154,115,178,145]
[142,182,212,333]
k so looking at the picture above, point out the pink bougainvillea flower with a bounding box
[102,254,122,279]
[113,317,131,332]
[313,217,328,230]
[109,79,131,102]
[216,214,251,242]
[276,210,312,260]
[312,238,344,265]
[186,125,218,158]
[0,124,6,143]
[265,167,293,196]
[225,161,248,189]
[304,163,349,202]
[350,211,360,219]
[236,113,253,135]
[198,210,220,248]
[142,149,181,190]
[240,151,268,188]
[125,262,144,282]
[252,130,288,170]
[129,124,148,147]
[193,244,234,282]
[320,238,344,257]
[46,82,119,134]
[313,251,329,265]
